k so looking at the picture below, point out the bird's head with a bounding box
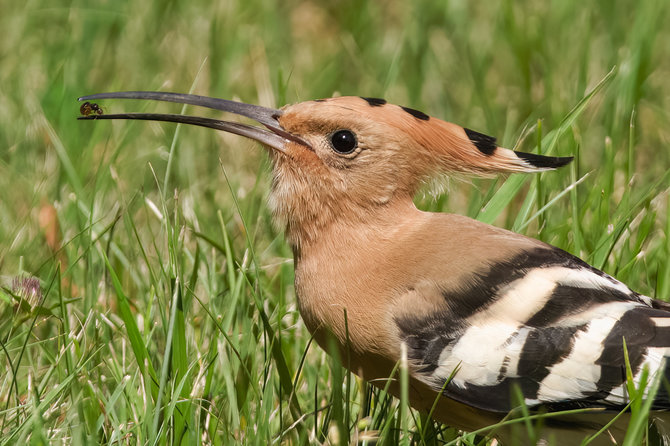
[79,92,571,246]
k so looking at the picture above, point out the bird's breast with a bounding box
[293,243,402,362]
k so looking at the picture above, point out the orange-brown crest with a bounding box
[270,96,571,246]
[279,96,571,176]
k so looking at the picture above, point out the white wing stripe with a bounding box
[432,324,528,388]
[468,268,559,324]
[652,317,670,328]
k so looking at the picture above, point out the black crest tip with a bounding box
[514,151,574,169]
[401,106,430,121]
[361,97,387,107]
[464,128,497,156]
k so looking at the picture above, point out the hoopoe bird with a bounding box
[79,92,670,443]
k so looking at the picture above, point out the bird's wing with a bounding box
[394,246,670,413]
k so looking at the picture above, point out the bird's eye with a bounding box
[330,130,357,154]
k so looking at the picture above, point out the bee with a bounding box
[80,101,103,116]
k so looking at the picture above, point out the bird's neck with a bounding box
[267,156,419,249]
[283,196,420,253]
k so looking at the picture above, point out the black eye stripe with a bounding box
[330,130,357,154]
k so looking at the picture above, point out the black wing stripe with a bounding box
[517,325,586,382]
[525,285,634,327]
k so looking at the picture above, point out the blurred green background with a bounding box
[1,0,670,444]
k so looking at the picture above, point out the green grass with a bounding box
[1,0,670,444]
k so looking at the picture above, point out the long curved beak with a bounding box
[77,91,311,152]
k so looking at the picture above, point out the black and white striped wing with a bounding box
[396,247,670,412]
